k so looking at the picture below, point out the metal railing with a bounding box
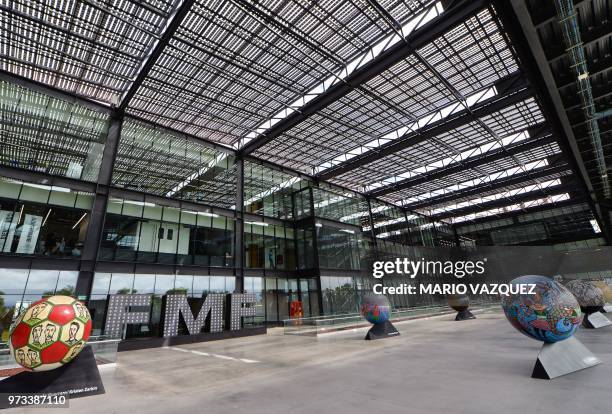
[283,299,500,336]
[0,336,120,371]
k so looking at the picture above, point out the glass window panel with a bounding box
[243,277,254,292]
[0,293,25,336]
[154,274,175,295]
[192,276,210,295]
[253,276,263,292]
[24,270,59,295]
[121,202,143,218]
[0,179,22,199]
[109,273,135,294]
[173,275,193,295]
[19,186,50,203]
[48,191,77,208]
[266,278,277,291]
[56,271,78,295]
[91,273,111,295]
[180,211,197,225]
[143,204,163,220]
[132,274,156,295]
[226,277,235,293]
[74,193,94,209]
[0,268,29,295]
[107,199,123,214]
[209,276,226,293]
[88,294,108,336]
[162,207,181,223]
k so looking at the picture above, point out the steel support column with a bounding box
[452,226,461,247]
[403,210,414,246]
[76,113,123,299]
[235,157,245,293]
[308,187,324,316]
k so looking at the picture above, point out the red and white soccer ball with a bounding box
[9,295,92,371]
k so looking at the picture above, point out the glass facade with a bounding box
[244,161,305,219]
[316,223,364,270]
[244,222,295,270]
[100,196,234,267]
[0,177,93,257]
[253,276,318,323]
[2,77,544,342]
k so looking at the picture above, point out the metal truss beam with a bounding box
[368,124,554,197]
[547,20,612,64]
[317,73,530,180]
[565,84,612,112]
[118,0,197,112]
[557,55,612,90]
[430,183,578,221]
[405,163,571,210]
[238,0,489,155]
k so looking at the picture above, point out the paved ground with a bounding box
[7,310,612,414]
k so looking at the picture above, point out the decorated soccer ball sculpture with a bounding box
[565,279,605,315]
[593,281,612,303]
[9,295,92,371]
[447,294,470,312]
[360,293,391,324]
[501,275,582,343]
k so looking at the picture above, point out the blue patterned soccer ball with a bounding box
[360,293,391,325]
[501,275,582,343]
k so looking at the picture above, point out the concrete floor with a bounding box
[9,310,612,414]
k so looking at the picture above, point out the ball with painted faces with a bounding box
[9,295,92,371]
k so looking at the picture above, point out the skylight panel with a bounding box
[364,129,531,191]
[236,2,444,149]
[428,179,564,216]
[0,0,178,104]
[314,84,498,174]
[450,194,571,224]
[400,158,554,206]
